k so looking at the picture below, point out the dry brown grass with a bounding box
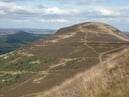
[21,47,129,97]
[1,22,129,97]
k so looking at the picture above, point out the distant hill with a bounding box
[0,31,51,54]
[0,22,129,97]
[0,28,56,35]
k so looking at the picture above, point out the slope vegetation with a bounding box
[24,46,129,97]
[0,22,129,97]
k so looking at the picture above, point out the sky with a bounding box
[0,0,129,31]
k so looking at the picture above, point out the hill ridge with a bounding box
[56,22,129,41]
[0,22,129,97]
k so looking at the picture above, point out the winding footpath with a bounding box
[78,25,128,64]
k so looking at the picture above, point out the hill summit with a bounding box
[0,22,129,97]
[56,22,120,34]
[56,22,129,42]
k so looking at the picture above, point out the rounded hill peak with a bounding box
[80,22,119,31]
[56,22,120,35]
[55,22,129,42]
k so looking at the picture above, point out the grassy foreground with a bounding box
[28,48,129,97]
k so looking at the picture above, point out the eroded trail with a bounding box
[78,25,128,64]
[78,25,104,63]
[0,71,36,75]
[99,46,126,63]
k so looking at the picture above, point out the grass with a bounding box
[0,43,128,96]
[0,55,39,71]
[1,22,129,97]
[0,51,57,87]
[28,48,129,97]
[0,73,25,88]
[0,43,128,97]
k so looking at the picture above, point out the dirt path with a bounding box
[99,46,126,64]
[0,71,36,75]
[79,25,103,63]
[78,25,128,64]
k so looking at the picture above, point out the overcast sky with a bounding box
[0,0,129,31]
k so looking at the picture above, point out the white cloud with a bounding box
[43,7,67,15]
[41,19,68,23]
[77,0,100,4]
[37,7,80,15]
[0,0,128,30]
[14,19,31,23]
[48,0,110,5]
[0,1,72,15]
[0,2,35,13]
[0,0,36,2]
[118,6,129,10]
[0,1,15,6]
[0,1,127,20]
[96,8,113,15]
[0,10,5,14]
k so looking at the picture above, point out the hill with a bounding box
[0,22,129,97]
[0,28,55,35]
[34,46,129,97]
[0,31,51,54]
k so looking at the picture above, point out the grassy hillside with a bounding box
[0,22,129,97]
[34,47,129,97]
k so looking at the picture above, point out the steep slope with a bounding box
[0,22,129,97]
[32,46,129,97]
